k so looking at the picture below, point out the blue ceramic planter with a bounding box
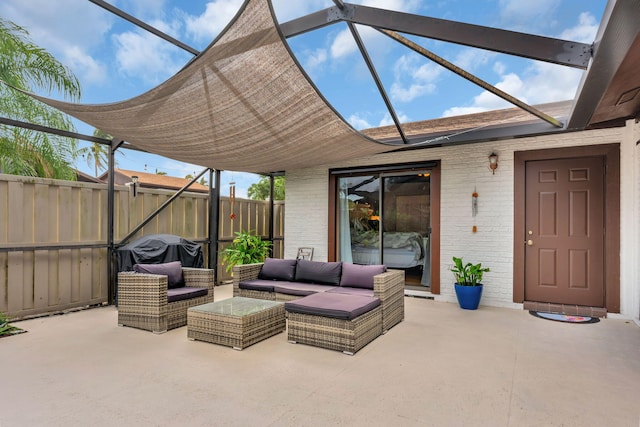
[454,283,483,310]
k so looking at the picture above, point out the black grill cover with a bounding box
[117,234,204,272]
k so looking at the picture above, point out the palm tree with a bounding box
[0,18,81,179]
[77,129,115,177]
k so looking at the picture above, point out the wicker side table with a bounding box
[187,297,285,350]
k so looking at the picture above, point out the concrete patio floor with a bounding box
[1,284,639,427]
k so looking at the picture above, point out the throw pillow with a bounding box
[133,261,184,288]
[340,263,387,289]
[258,258,297,281]
[294,260,342,286]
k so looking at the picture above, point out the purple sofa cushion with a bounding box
[238,279,279,292]
[294,260,342,286]
[339,263,386,289]
[134,261,184,289]
[326,287,375,297]
[284,292,380,321]
[258,258,297,281]
[273,282,336,297]
[167,286,207,303]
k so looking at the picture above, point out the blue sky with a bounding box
[0,0,606,196]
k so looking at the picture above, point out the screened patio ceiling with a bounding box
[24,0,640,174]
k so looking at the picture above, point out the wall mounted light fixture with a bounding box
[131,175,138,197]
[488,153,498,174]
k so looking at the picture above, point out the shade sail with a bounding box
[28,0,396,173]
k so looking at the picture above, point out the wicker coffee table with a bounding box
[187,297,285,350]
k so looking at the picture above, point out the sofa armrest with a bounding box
[117,272,169,333]
[373,269,405,332]
[182,267,215,289]
[373,269,404,300]
[232,263,264,296]
[118,272,168,305]
[182,267,215,302]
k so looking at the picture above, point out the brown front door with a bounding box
[525,157,605,306]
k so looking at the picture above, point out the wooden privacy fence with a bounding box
[0,174,284,319]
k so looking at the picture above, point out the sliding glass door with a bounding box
[337,170,431,289]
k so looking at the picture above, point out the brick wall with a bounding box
[286,124,639,318]
[284,168,329,261]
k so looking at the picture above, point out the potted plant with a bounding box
[450,256,490,310]
[221,230,272,273]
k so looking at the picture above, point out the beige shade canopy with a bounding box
[30,0,397,174]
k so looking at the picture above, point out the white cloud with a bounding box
[348,114,374,130]
[184,0,244,43]
[454,49,496,72]
[329,25,393,62]
[390,54,441,102]
[330,27,358,59]
[391,82,436,103]
[0,0,113,90]
[124,0,170,21]
[273,0,420,23]
[113,21,184,85]
[62,46,107,85]
[520,63,583,104]
[493,61,507,76]
[0,0,112,51]
[498,0,561,32]
[378,111,409,127]
[302,49,328,73]
[346,111,409,130]
[356,0,421,13]
[559,12,599,43]
[442,73,521,117]
[271,0,332,23]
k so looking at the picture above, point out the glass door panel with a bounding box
[382,173,431,287]
[338,176,380,264]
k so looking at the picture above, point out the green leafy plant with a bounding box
[221,230,272,273]
[0,311,20,336]
[451,256,490,286]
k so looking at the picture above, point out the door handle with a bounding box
[527,239,534,246]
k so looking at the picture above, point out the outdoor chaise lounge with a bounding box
[118,262,215,334]
[233,258,405,353]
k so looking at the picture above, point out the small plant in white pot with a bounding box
[450,256,490,310]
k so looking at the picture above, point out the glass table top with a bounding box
[191,297,283,317]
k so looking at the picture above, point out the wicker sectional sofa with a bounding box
[233,258,405,354]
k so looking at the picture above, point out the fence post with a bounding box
[208,170,220,272]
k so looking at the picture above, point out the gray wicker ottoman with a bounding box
[285,292,383,355]
[187,297,285,350]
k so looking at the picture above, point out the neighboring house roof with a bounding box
[74,169,104,183]
[361,101,573,143]
[99,169,209,193]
